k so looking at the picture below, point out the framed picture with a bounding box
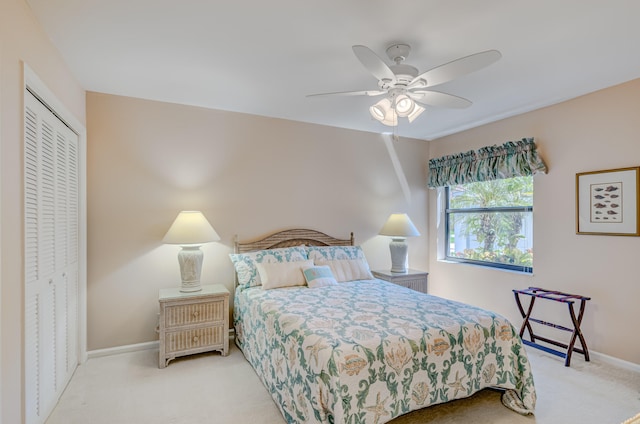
[576,167,640,236]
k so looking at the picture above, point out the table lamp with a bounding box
[379,213,420,273]
[163,211,220,292]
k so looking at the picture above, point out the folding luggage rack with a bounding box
[512,286,591,366]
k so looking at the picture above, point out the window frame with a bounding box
[444,185,534,273]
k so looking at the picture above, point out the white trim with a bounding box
[23,63,88,366]
[23,65,84,133]
[86,332,638,373]
[0,39,3,424]
[590,350,640,373]
[435,187,446,261]
[87,341,159,359]
[381,134,411,204]
[527,344,640,373]
[86,329,236,359]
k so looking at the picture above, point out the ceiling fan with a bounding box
[307,44,501,126]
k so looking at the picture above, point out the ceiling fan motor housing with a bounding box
[391,64,419,84]
[377,44,420,89]
[378,64,421,91]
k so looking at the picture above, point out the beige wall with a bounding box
[86,92,429,350]
[428,78,640,365]
[1,0,86,422]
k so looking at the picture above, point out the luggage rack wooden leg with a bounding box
[566,298,590,364]
[513,287,590,367]
[514,291,536,342]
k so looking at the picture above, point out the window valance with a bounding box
[428,137,547,188]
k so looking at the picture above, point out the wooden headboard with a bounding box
[234,228,354,253]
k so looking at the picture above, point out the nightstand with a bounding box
[372,269,429,294]
[158,284,229,368]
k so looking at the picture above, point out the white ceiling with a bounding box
[25,0,640,141]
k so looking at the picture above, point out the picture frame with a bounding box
[576,166,640,236]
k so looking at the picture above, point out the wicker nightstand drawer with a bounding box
[158,284,229,368]
[164,300,225,329]
[165,325,226,353]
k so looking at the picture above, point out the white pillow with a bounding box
[315,258,374,282]
[257,259,314,290]
[301,265,338,288]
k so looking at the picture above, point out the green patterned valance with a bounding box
[428,137,547,188]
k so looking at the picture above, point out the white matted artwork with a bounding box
[576,167,640,236]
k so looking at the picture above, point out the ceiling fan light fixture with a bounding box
[394,94,415,117]
[370,97,392,122]
[369,104,384,121]
[380,109,398,126]
[407,104,425,123]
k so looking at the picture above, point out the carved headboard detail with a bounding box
[234,228,354,254]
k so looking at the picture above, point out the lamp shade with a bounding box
[379,213,420,238]
[162,211,220,245]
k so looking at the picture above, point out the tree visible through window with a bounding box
[445,176,533,272]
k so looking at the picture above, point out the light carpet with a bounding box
[46,343,640,424]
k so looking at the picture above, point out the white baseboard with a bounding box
[87,341,159,359]
[87,329,236,359]
[87,332,637,373]
[590,350,640,373]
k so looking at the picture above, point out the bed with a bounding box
[230,229,536,423]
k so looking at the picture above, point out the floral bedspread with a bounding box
[234,280,536,423]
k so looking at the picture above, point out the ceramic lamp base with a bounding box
[178,245,203,292]
[389,238,408,273]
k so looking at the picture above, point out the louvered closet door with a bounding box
[24,89,79,424]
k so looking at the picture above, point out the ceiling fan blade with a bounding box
[410,90,472,109]
[306,89,386,98]
[352,45,396,83]
[409,49,502,88]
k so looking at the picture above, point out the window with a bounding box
[445,176,533,273]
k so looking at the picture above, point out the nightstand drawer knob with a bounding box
[192,311,200,318]
[192,336,199,343]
